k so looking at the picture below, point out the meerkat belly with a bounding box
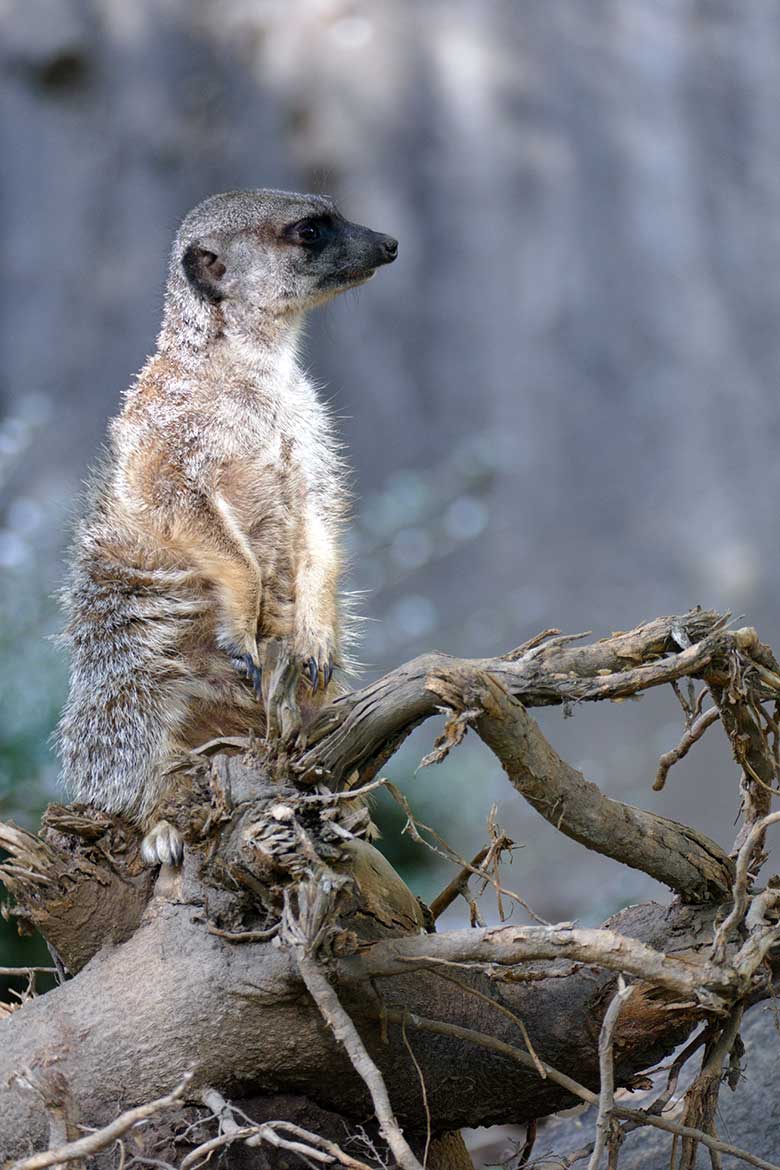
[217,451,308,640]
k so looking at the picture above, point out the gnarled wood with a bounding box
[0,807,154,974]
[444,668,733,902]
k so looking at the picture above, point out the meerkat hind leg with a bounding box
[140,820,184,867]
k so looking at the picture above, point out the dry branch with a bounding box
[295,953,423,1170]
[459,670,733,902]
[654,707,720,791]
[299,609,739,783]
[298,610,774,903]
[343,922,739,1005]
[283,878,424,1170]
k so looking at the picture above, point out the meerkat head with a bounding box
[169,189,398,327]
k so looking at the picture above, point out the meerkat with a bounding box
[55,189,398,866]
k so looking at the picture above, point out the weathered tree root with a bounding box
[2,608,780,1167]
[0,806,154,973]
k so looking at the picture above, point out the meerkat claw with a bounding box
[231,652,262,698]
[305,657,319,690]
[301,655,334,687]
[303,656,333,691]
[243,654,263,698]
[140,820,184,867]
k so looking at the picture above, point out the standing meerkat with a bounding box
[55,189,398,866]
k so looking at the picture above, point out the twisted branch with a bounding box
[298,610,777,903]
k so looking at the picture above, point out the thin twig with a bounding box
[206,923,279,943]
[296,952,423,1170]
[654,708,720,791]
[401,1014,431,1168]
[246,1121,376,1169]
[644,1026,709,1118]
[125,1158,177,1170]
[587,977,632,1170]
[0,967,58,977]
[516,1119,537,1167]
[299,777,390,802]
[711,811,780,962]
[7,1074,192,1170]
[428,819,516,923]
[429,845,491,921]
[422,964,546,1079]
[385,781,546,924]
[500,627,562,660]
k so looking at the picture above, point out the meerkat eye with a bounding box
[296,222,320,243]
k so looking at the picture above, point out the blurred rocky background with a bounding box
[3,0,780,1042]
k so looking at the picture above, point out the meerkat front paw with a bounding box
[141,820,184,867]
[295,628,336,695]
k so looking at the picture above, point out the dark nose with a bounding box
[382,236,398,261]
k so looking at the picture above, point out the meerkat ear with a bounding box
[181,243,227,303]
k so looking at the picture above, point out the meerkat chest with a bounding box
[210,393,327,478]
[209,376,334,528]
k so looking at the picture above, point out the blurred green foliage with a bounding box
[0,402,69,987]
[370,731,505,909]
[0,558,67,992]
